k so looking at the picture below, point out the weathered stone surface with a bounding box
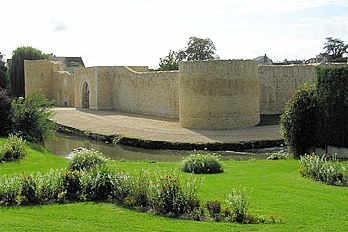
[179,60,260,129]
[25,60,348,130]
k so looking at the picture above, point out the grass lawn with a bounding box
[0,138,347,232]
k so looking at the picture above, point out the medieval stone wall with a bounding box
[112,67,179,118]
[259,63,348,114]
[24,60,75,107]
[259,65,317,114]
[24,59,348,130]
[74,67,98,109]
[179,60,260,129]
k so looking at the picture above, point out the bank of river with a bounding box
[46,133,280,162]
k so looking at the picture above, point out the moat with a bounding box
[46,133,278,162]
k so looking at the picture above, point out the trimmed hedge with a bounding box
[316,67,348,148]
[281,67,348,158]
[280,84,317,158]
[180,154,224,174]
[0,88,11,136]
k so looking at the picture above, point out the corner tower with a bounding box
[178,60,260,129]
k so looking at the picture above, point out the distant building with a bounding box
[254,54,273,65]
[306,53,328,64]
[273,59,305,65]
[48,54,85,74]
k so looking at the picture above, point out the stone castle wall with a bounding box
[74,66,179,117]
[24,60,75,107]
[179,60,260,129]
[259,65,317,114]
[24,60,348,130]
[112,67,179,118]
[259,63,348,114]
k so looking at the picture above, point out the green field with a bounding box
[0,138,347,232]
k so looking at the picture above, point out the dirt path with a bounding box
[52,108,283,144]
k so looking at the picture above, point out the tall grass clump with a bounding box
[180,154,224,174]
[0,134,27,161]
[299,154,347,186]
[68,148,108,171]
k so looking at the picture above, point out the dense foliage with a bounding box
[68,148,108,171]
[281,67,348,158]
[323,37,348,61]
[280,84,317,158]
[180,154,224,174]
[0,134,27,161]
[11,93,55,144]
[10,46,46,97]
[299,154,347,186]
[316,67,348,148]
[158,37,219,71]
[0,54,8,90]
[0,88,12,136]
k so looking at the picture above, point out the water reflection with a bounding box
[45,133,272,162]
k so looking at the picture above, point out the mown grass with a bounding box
[0,137,347,232]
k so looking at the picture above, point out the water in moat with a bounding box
[46,133,278,162]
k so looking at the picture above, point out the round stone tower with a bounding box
[178,60,260,130]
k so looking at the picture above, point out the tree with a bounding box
[0,52,8,90]
[0,87,12,136]
[184,37,219,61]
[323,37,348,61]
[10,46,46,97]
[11,93,56,144]
[158,50,180,71]
[158,37,219,70]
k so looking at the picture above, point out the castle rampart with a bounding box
[179,60,260,129]
[24,59,348,130]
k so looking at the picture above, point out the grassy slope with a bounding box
[0,138,347,232]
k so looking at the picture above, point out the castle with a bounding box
[24,59,347,130]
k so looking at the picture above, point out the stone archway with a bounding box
[81,81,90,108]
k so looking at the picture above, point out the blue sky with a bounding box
[1,0,347,68]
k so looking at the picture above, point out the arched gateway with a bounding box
[81,81,90,108]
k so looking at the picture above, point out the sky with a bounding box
[1,0,348,68]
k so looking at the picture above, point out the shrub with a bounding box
[0,134,27,161]
[148,171,201,216]
[68,148,108,171]
[127,169,152,208]
[0,88,11,136]
[108,170,133,204]
[0,175,21,205]
[19,174,38,204]
[225,187,251,223]
[11,93,56,144]
[180,154,224,174]
[299,154,347,186]
[80,166,114,201]
[61,170,83,200]
[267,150,290,160]
[280,83,317,159]
[316,67,348,148]
[206,200,222,221]
[34,169,64,203]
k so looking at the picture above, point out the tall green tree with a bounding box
[184,37,219,61]
[10,46,46,97]
[158,37,219,71]
[158,50,180,71]
[323,37,348,61]
[0,52,8,90]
